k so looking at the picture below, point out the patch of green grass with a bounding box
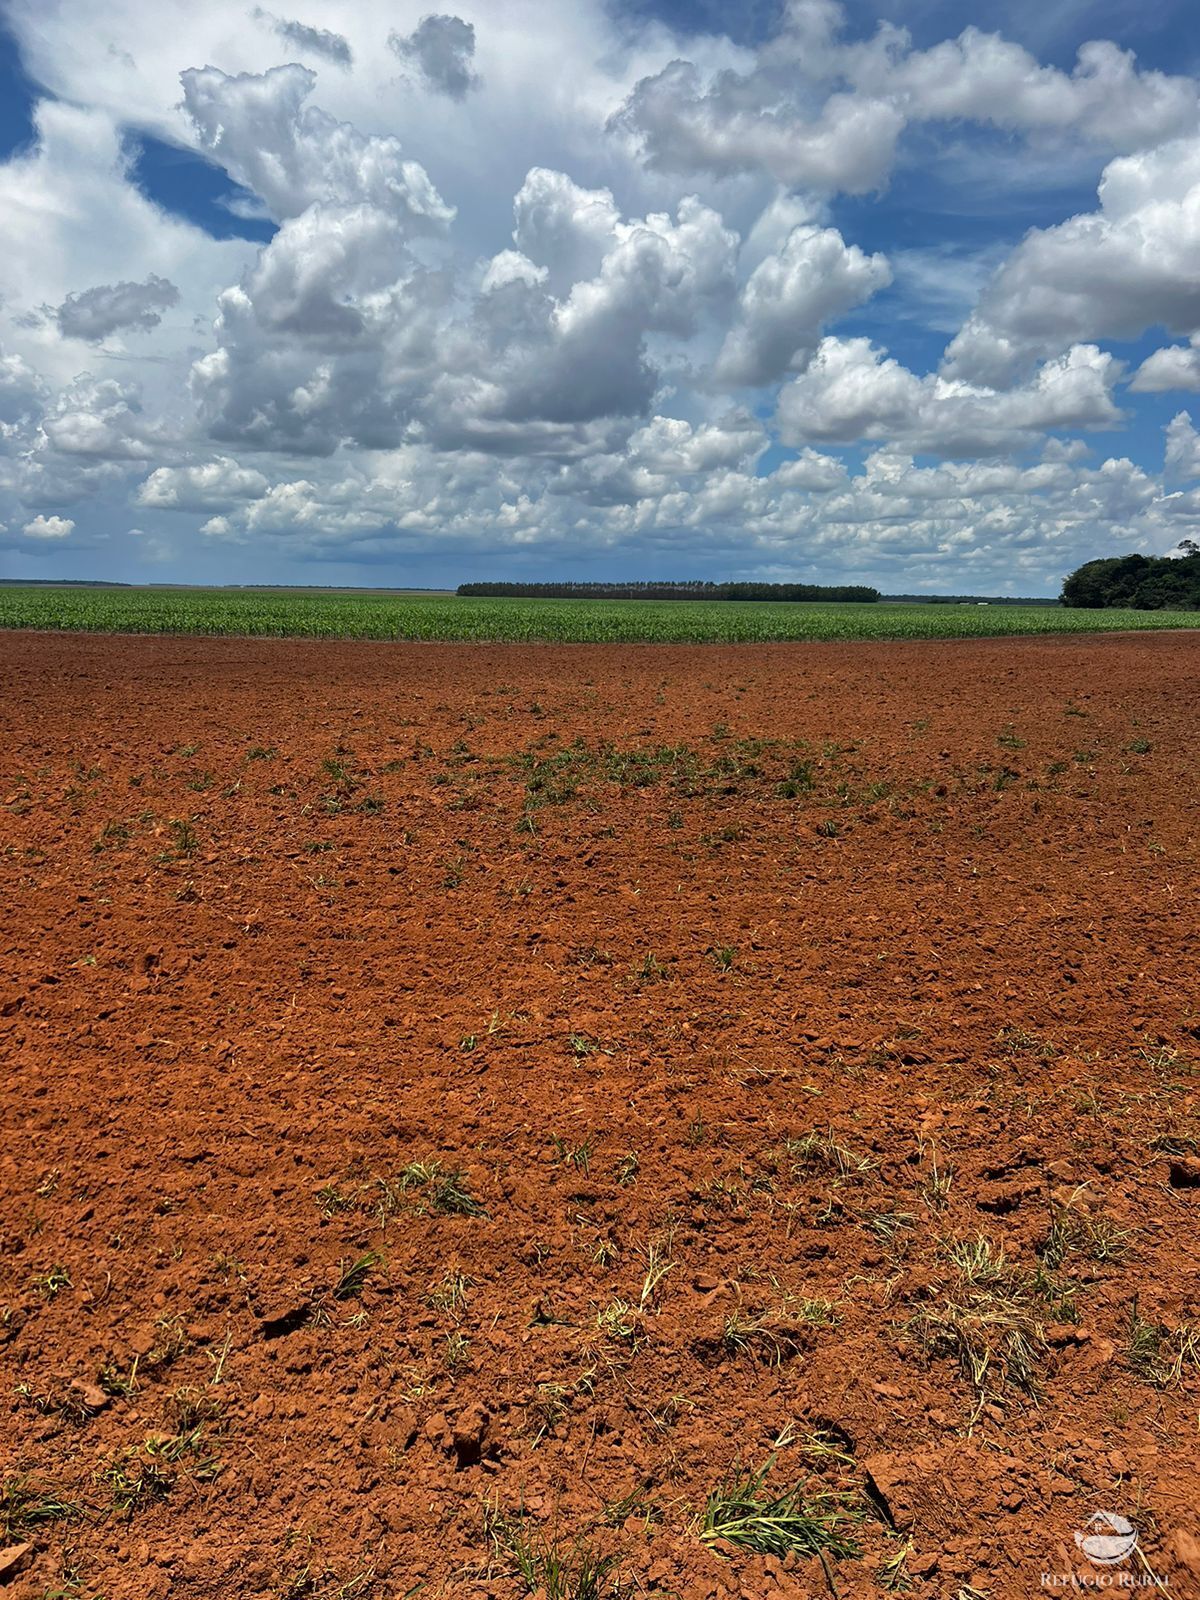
[785,1128,873,1179]
[791,1297,840,1327]
[93,819,131,854]
[98,1452,175,1519]
[315,1182,357,1218]
[699,1455,861,1560]
[145,1423,221,1478]
[550,1134,595,1174]
[721,1309,804,1365]
[145,1313,189,1370]
[633,952,669,984]
[614,1153,639,1187]
[1125,1297,1200,1387]
[331,1251,383,1301]
[1041,1195,1132,1267]
[486,1507,630,1599]
[776,759,815,798]
[395,1160,487,1217]
[31,1264,72,1297]
[426,1269,471,1316]
[0,1475,81,1538]
[996,1026,1056,1059]
[920,1151,955,1210]
[97,1358,140,1399]
[443,1330,471,1372]
[862,1209,918,1251]
[525,1384,569,1446]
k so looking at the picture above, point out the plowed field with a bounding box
[2,632,1198,1600]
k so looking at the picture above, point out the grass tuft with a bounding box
[700,1454,860,1560]
[908,1235,1056,1406]
[332,1251,383,1301]
[1,1475,81,1538]
[395,1160,487,1217]
[1125,1296,1200,1387]
[486,1506,630,1598]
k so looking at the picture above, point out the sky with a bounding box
[2,2,1200,593]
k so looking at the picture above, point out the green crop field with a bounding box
[1,585,1198,643]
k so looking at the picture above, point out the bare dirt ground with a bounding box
[1,632,1198,1600]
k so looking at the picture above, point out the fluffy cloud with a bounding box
[180,65,454,226]
[254,11,353,67]
[611,5,1200,197]
[628,414,765,474]
[480,250,547,294]
[0,350,45,425]
[947,136,1200,381]
[390,14,479,100]
[39,377,161,460]
[53,275,180,342]
[1165,412,1200,480]
[430,189,739,453]
[189,204,453,455]
[714,224,890,386]
[512,168,622,294]
[611,62,904,195]
[1132,337,1200,393]
[852,29,1200,150]
[137,457,271,510]
[23,513,75,539]
[777,339,1123,456]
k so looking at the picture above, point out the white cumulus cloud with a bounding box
[23,513,75,539]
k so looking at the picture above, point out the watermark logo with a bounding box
[1075,1513,1139,1568]
[1040,1511,1166,1589]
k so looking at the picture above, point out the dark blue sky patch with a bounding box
[0,25,37,160]
[834,126,1105,252]
[612,0,785,47]
[129,134,278,244]
[620,0,1198,73]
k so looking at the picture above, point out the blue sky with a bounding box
[2,0,1200,592]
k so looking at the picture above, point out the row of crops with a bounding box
[1,586,1199,642]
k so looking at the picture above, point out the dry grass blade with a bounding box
[700,1455,861,1561]
[1126,1297,1200,1387]
[907,1235,1053,1406]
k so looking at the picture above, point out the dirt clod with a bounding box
[0,1545,33,1585]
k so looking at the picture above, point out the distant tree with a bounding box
[1130,564,1200,610]
[456,580,881,602]
[1061,549,1200,610]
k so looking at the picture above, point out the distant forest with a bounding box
[1062,544,1200,610]
[457,580,881,602]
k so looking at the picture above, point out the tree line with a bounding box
[1061,544,1200,610]
[456,581,881,602]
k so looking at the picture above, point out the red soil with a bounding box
[1,631,1198,1600]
